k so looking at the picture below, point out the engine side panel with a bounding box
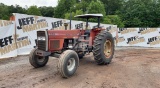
[48,30,85,39]
[48,30,85,52]
[49,39,64,51]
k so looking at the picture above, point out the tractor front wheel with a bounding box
[58,50,79,78]
[29,48,49,68]
[93,30,115,65]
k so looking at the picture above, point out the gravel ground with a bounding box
[0,47,160,88]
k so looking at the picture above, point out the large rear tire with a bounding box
[58,50,79,78]
[93,30,115,65]
[29,48,49,68]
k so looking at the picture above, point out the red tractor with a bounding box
[29,14,115,78]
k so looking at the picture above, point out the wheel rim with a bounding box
[104,39,112,58]
[37,56,45,62]
[67,58,75,71]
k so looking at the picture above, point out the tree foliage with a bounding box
[87,0,106,16]
[27,6,41,16]
[119,0,160,27]
[0,3,26,20]
[54,0,76,18]
[39,6,54,17]
[0,3,9,20]
[103,15,124,27]
[65,10,83,20]
[101,0,124,15]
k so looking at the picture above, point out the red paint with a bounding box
[47,28,105,52]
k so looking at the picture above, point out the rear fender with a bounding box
[90,29,101,45]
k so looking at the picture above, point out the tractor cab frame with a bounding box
[74,14,103,37]
[74,14,103,29]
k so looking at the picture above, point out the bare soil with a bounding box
[0,47,160,88]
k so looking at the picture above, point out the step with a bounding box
[80,35,88,37]
[78,39,89,42]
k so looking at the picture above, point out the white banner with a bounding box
[3,13,160,59]
[117,28,160,47]
[6,13,160,59]
[0,20,17,59]
[15,13,56,55]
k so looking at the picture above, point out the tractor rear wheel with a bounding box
[58,50,79,78]
[29,48,49,68]
[93,30,115,65]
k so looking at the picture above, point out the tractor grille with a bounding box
[37,31,46,36]
[50,40,60,49]
[37,31,47,51]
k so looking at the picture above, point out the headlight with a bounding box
[37,36,46,40]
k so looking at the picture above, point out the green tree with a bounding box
[154,0,160,27]
[54,0,76,18]
[119,0,157,27]
[70,1,88,14]
[87,0,106,16]
[39,6,54,17]
[100,0,124,15]
[103,15,124,27]
[0,3,9,20]
[86,0,106,22]
[8,5,26,17]
[27,6,41,16]
[64,10,83,20]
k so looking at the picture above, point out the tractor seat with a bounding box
[84,29,90,36]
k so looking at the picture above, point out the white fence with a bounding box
[0,20,17,58]
[1,13,160,59]
[117,28,160,47]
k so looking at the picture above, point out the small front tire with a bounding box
[58,50,79,78]
[29,48,49,68]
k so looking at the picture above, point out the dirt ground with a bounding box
[0,47,160,88]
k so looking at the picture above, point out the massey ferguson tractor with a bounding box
[29,14,115,78]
